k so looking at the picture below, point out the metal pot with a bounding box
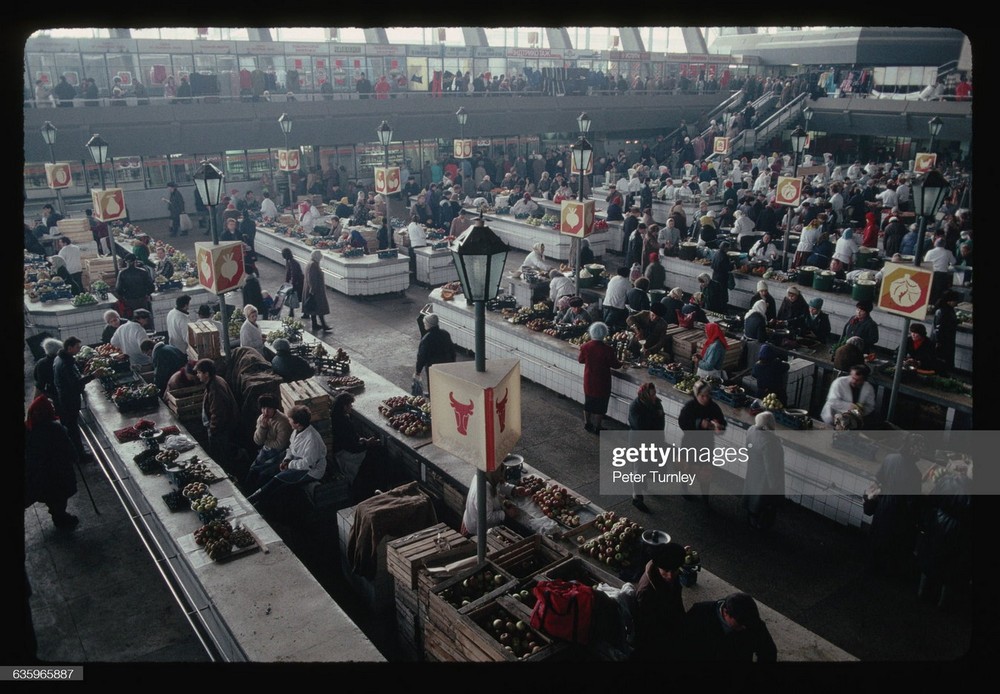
[502,454,524,482]
[812,270,835,292]
[679,242,699,261]
[852,279,877,302]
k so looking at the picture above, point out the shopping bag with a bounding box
[411,378,424,396]
[530,579,594,644]
[179,213,193,232]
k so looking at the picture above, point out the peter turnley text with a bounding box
[612,470,699,486]
[611,443,751,468]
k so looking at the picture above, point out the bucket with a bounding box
[852,279,877,302]
[649,289,666,305]
[679,242,699,261]
[502,454,524,482]
[813,270,835,292]
[796,266,816,286]
[857,247,878,269]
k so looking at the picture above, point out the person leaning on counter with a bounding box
[461,466,518,536]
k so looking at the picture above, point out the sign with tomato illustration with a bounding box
[713,137,729,155]
[277,148,300,172]
[195,241,246,295]
[914,152,937,174]
[559,200,595,238]
[774,176,803,207]
[374,166,401,194]
[453,138,473,159]
[430,359,521,473]
[91,188,127,221]
[877,262,933,320]
[45,162,73,189]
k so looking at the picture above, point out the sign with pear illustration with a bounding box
[774,176,803,207]
[195,241,246,294]
[453,138,473,159]
[277,149,300,172]
[91,188,127,222]
[877,262,933,320]
[559,199,595,238]
[45,162,73,189]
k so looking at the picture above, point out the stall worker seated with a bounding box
[775,285,809,335]
[821,364,877,429]
[330,392,388,502]
[461,465,518,537]
[802,298,832,343]
[244,394,293,494]
[903,323,937,370]
[556,297,591,326]
[751,344,790,405]
[246,405,326,508]
[270,338,315,382]
[626,304,673,360]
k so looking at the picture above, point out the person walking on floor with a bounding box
[302,249,332,332]
[24,395,80,530]
[627,381,664,513]
[281,247,304,319]
[53,336,96,462]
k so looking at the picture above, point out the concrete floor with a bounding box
[20,216,977,673]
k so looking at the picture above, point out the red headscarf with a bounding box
[25,395,58,431]
[862,211,879,249]
[699,322,728,358]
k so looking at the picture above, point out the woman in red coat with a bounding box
[577,321,621,433]
[861,211,880,249]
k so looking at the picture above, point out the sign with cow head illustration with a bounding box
[429,359,521,472]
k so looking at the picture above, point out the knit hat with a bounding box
[809,297,824,309]
[787,286,800,295]
[423,313,439,329]
[757,280,768,292]
[856,300,873,313]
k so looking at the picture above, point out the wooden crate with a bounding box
[387,523,471,589]
[486,534,571,581]
[188,320,222,359]
[540,556,623,589]
[671,329,704,362]
[426,561,516,643]
[422,619,464,662]
[56,218,92,244]
[694,337,744,372]
[485,525,524,554]
[280,379,331,414]
[455,595,558,662]
[394,582,422,660]
[163,384,205,420]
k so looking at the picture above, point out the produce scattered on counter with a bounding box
[182,481,207,498]
[532,484,582,527]
[579,511,643,569]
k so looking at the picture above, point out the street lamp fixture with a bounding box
[193,159,231,357]
[278,112,293,137]
[456,106,468,128]
[790,125,808,156]
[802,106,814,129]
[928,116,943,153]
[41,121,64,216]
[86,133,116,275]
[377,119,393,167]
[571,135,594,297]
[278,114,292,207]
[577,111,592,135]
[781,126,808,271]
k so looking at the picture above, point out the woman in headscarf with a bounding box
[677,379,726,503]
[861,211,880,249]
[579,238,595,266]
[661,287,685,326]
[303,249,332,333]
[743,411,786,530]
[24,395,79,529]
[830,228,858,274]
[521,242,550,273]
[866,433,923,575]
[743,299,769,342]
[751,343,789,403]
[48,255,83,295]
[351,191,371,226]
[577,322,621,434]
[627,382,665,513]
[692,322,728,380]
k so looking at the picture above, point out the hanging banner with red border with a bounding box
[713,137,729,155]
[774,176,803,207]
[877,262,933,320]
[45,162,73,189]
[913,153,937,174]
[560,200,595,238]
[91,188,127,221]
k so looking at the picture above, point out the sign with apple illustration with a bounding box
[277,149,299,172]
[914,152,937,174]
[91,188,127,221]
[713,137,729,155]
[453,138,473,159]
[774,176,802,207]
[559,200,595,238]
[45,162,73,189]
[195,241,245,295]
[429,359,521,472]
[877,262,933,320]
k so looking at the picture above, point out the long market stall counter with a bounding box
[254,226,410,296]
[460,210,610,263]
[426,287,949,530]
[80,371,385,662]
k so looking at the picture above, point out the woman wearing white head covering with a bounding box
[733,209,757,242]
[743,411,785,530]
[521,242,550,273]
[743,299,769,342]
[239,303,265,353]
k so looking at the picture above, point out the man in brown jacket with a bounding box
[195,358,240,474]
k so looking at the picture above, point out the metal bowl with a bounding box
[139,428,164,441]
[783,409,808,417]
[641,529,672,547]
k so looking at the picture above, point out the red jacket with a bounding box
[862,212,879,249]
[578,339,621,398]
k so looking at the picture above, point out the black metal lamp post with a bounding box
[456,107,467,141]
[41,121,65,217]
[194,160,231,356]
[571,134,593,297]
[450,214,510,562]
[781,125,808,271]
[928,116,943,155]
[278,113,292,208]
[86,133,117,276]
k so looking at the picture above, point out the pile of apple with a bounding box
[512,475,546,497]
[507,584,537,609]
[532,484,582,527]
[482,607,545,659]
[578,511,643,570]
[438,567,508,609]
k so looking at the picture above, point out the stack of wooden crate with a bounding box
[694,336,745,372]
[163,383,205,422]
[279,380,332,463]
[671,328,704,369]
[387,523,472,660]
[55,218,91,245]
[187,320,222,361]
[82,256,115,291]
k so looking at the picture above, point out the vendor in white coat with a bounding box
[511,192,539,217]
[521,242,550,273]
[821,365,876,426]
[247,405,327,506]
[461,466,517,536]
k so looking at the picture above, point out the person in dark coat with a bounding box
[32,337,62,404]
[330,391,387,502]
[681,593,778,662]
[302,250,332,332]
[115,254,155,318]
[709,242,733,312]
[413,313,456,388]
[579,238,595,266]
[53,336,95,461]
[903,323,936,370]
[802,297,832,343]
[678,380,726,501]
[882,215,907,256]
[660,287,685,326]
[143,340,188,396]
[242,275,265,318]
[775,285,809,334]
[806,232,834,269]
[625,277,651,313]
[915,463,972,607]
[865,434,923,576]
[627,382,664,513]
[270,338,315,382]
[281,247,304,318]
[743,412,786,530]
[644,252,666,291]
[743,299,769,343]
[195,358,241,475]
[631,542,687,660]
[833,336,866,372]
[931,291,959,375]
[841,300,879,353]
[751,344,789,404]
[24,395,79,529]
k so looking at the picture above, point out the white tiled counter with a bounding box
[81,378,385,662]
[255,227,410,296]
[396,245,458,287]
[25,293,117,344]
[465,211,610,262]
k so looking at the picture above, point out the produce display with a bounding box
[388,411,431,437]
[506,583,538,609]
[113,418,157,443]
[762,393,784,410]
[436,566,509,609]
[71,292,98,307]
[647,353,669,365]
[155,450,180,465]
[512,474,546,497]
[531,484,583,527]
[182,482,208,499]
[190,494,219,513]
[526,318,553,332]
[674,375,698,394]
[162,490,188,512]
[578,511,643,570]
[132,449,162,474]
[378,395,430,417]
[476,604,547,660]
[110,383,158,407]
[194,520,239,560]
[327,375,365,391]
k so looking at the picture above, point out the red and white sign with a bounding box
[560,200,595,238]
[713,137,729,155]
[453,138,473,159]
[374,166,401,194]
[430,359,521,473]
[277,149,300,172]
[877,262,933,320]
[774,176,803,207]
[195,240,246,295]
[91,188,127,221]
[914,152,937,174]
[45,162,72,189]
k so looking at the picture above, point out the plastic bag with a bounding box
[162,434,196,451]
[411,378,424,397]
[179,213,193,232]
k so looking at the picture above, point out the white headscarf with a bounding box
[744,299,768,322]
